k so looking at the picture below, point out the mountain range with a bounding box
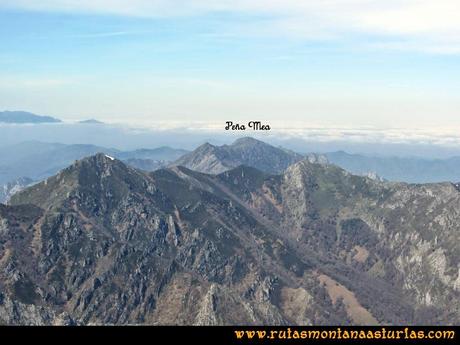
[172,138,460,184]
[325,151,460,183]
[4,137,460,203]
[0,151,458,325]
[0,111,61,124]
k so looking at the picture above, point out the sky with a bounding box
[0,0,459,129]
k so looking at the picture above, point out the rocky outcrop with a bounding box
[0,177,34,203]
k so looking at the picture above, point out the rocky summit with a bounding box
[0,153,458,325]
[172,137,304,174]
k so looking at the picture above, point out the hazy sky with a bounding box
[0,1,459,128]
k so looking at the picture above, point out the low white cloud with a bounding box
[98,118,460,148]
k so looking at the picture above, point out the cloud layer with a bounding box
[1,0,460,53]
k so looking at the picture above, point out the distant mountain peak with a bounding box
[0,110,61,124]
[232,137,265,146]
[172,137,303,175]
[78,119,104,124]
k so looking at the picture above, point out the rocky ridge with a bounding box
[172,137,304,174]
